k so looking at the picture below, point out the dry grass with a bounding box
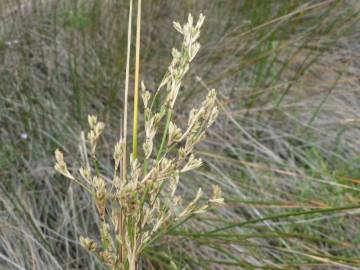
[1,0,360,269]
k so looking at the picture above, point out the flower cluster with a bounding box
[54,14,223,270]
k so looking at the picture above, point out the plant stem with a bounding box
[132,0,142,160]
[123,0,133,181]
[121,0,134,265]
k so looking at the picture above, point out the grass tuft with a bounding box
[1,0,360,269]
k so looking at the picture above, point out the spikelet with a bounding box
[210,185,224,205]
[168,122,183,145]
[54,149,74,180]
[114,138,125,169]
[87,115,105,157]
[79,166,91,183]
[80,236,97,252]
[99,251,116,266]
[181,154,203,173]
[141,81,151,109]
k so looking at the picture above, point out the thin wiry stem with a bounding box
[121,0,133,265]
[123,0,133,181]
[132,0,142,160]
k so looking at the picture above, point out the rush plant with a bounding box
[54,12,223,270]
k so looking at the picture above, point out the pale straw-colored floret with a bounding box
[143,115,158,158]
[172,21,183,34]
[100,222,112,250]
[93,176,107,219]
[79,236,97,252]
[181,154,203,173]
[130,155,142,184]
[99,251,116,266]
[168,121,183,145]
[79,166,91,183]
[93,176,106,201]
[54,149,75,180]
[114,138,125,169]
[88,115,98,129]
[169,172,179,197]
[87,119,105,157]
[207,106,219,128]
[142,139,153,159]
[178,188,205,219]
[141,81,151,109]
[210,185,225,205]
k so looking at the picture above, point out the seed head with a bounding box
[99,251,115,266]
[88,115,97,129]
[80,236,97,252]
[79,166,91,183]
[168,122,183,145]
[143,139,153,159]
[114,138,125,168]
[93,176,107,212]
[173,21,183,34]
[207,106,219,128]
[178,188,204,219]
[87,115,105,157]
[209,185,224,205]
[181,154,202,173]
[54,149,74,180]
[141,81,151,109]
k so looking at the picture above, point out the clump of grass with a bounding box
[54,13,223,270]
[2,1,360,269]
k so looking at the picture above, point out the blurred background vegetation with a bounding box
[1,0,360,269]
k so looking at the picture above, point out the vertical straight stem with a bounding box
[132,0,142,160]
[123,0,133,180]
[121,0,133,265]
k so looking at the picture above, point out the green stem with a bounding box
[132,0,142,160]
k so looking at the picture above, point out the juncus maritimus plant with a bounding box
[54,13,223,270]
